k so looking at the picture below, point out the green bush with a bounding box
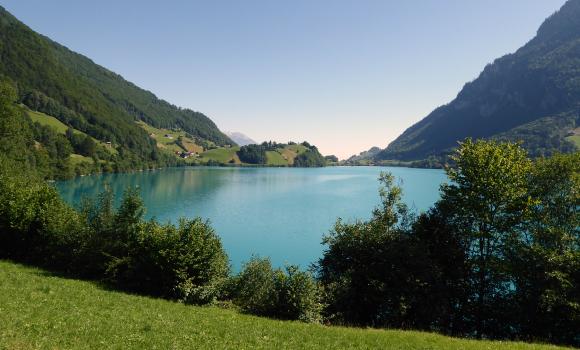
[275,265,323,323]
[0,158,85,269]
[232,257,279,315]
[77,188,230,304]
[232,257,322,323]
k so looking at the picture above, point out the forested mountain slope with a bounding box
[377,0,580,161]
[0,6,233,165]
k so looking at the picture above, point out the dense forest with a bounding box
[375,0,580,162]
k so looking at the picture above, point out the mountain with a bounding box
[344,147,382,165]
[0,6,233,166]
[226,132,257,146]
[377,0,580,162]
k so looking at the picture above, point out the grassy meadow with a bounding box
[0,260,569,350]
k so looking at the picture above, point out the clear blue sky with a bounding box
[1,0,566,158]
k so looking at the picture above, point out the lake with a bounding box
[56,166,447,270]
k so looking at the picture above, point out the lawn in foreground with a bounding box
[0,261,569,350]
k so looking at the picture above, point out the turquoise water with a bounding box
[56,166,447,270]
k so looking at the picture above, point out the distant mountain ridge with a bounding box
[376,0,580,162]
[344,147,381,164]
[226,132,257,146]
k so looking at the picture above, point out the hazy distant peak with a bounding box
[226,132,257,146]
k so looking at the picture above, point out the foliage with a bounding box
[0,81,77,179]
[493,112,579,157]
[0,161,229,305]
[293,144,326,167]
[237,144,268,164]
[0,158,85,271]
[439,139,535,337]
[318,173,418,326]
[320,139,579,346]
[324,155,339,163]
[507,152,580,344]
[232,256,323,323]
[318,172,467,331]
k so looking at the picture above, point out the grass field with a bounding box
[136,120,204,155]
[266,150,288,166]
[0,261,568,350]
[200,146,241,164]
[69,153,93,166]
[26,109,73,134]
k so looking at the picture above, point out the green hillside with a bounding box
[376,0,580,162]
[196,143,314,166]
[232,142,324,167]
[0,5,233,172]
[0,7,331,176]
[26,107,117,155]
[0,261,566,350]
[200,146,242,164]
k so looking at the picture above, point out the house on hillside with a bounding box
[179,151,196,159]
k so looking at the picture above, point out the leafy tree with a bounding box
[78,135,97,157]
[439,139,534,337]
[508,152,580,344]
[324,155,339,163]
[0,82,31,163]
[318,173,416,326]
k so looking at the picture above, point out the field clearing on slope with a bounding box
[26,108,117,154]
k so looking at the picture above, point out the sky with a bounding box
[1,0,566,159]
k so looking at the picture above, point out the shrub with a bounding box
[232,256,322,322]
[80,188,230,304]
[0,158,85,269]
[232,257,279,315]
[275,265,323,323]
